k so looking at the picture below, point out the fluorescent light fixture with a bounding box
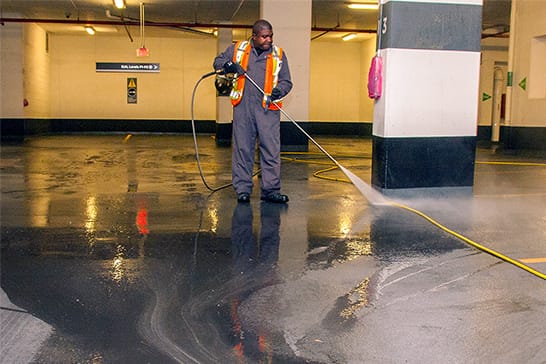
[347,2,379,10]
[113,0,126,9]
[84,26,96,35]
[342,33,357,41]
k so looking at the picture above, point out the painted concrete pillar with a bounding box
[372,0,482,189]
[261,0,311,151]
[215,27,233,147]
[0,22,25,139]
[491,67,504,142]
[260,0,311,276]
[0,22,24,119]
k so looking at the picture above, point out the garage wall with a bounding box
[49,33,217,120]
[509,1,546,128]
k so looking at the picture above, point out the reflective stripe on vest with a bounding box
[230,41,284,110]
[230,41,251,106]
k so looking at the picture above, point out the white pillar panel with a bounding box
[373,48,480,138]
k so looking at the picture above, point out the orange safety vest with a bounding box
[230,40,284,110]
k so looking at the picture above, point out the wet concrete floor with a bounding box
[1,134,545,363]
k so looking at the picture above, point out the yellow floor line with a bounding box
[519,258,546,264]
[474,193,546,198]
[476,161,546,167]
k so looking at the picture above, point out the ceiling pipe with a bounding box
[0,17,377,34]
[481,31,509,39]
[313,26,375,34]
[0,17,252,29]
[0,17,503,38]
[311,19,340,41]
[106,9,134,41]
[230,0,246,20]
[105,9,214,36]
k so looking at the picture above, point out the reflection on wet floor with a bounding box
[1,135,545,363]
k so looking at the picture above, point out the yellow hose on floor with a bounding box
[281,152,546,280]
[390,202,546,280]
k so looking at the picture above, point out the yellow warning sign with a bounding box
[127,77,137,104]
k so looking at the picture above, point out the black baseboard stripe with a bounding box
[215,123,232,147]
[372,136,477,189]
[2,119,544,153]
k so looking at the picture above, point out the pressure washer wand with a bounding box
[242,70,389,206]
[242,72,343,169]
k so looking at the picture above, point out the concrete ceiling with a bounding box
[1,0,511,41]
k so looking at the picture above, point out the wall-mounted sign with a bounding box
[127,78,137,104]
[518,77,527,91]
[96,62,160,73]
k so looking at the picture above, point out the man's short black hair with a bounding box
[252,19,273,35]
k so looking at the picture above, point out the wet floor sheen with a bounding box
[1,135,545,363]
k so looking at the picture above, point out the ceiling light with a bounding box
[342,33,357,41]
[84,26,96,35]
[347,2,379,10]
[113,0,126,9]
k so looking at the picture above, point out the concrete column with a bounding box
[260,0,311,275]
[0,22,25,139]
[215,27,233,147]
[372,0,482,189]
[261,0,311,151]
[0,22,24,118]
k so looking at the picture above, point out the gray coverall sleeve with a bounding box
[213,44,236,72]
[275,51,293,98]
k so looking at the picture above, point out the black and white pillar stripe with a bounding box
[372,0,482,189]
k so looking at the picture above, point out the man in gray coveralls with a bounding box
[213,19,293,204]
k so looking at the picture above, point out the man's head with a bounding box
[252,19,273,51]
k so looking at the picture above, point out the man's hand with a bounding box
[223,61,244,74]
[271,87,282,100]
